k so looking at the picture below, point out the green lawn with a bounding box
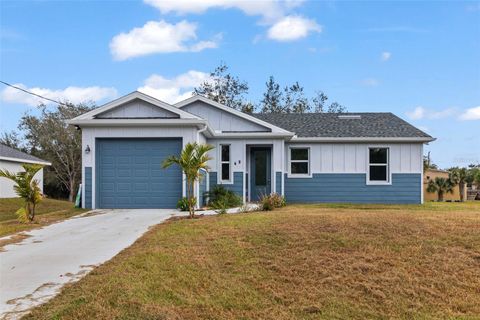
[26,202,480,320]
[0,198,87,238]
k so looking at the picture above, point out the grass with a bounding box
[26,202,480,320]
[0,198,87,238]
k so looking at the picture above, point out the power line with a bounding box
[0,80,68,106]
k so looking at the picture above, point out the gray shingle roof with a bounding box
[0,144,49,164]
[253,112,432,139]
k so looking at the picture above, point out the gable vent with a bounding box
[338,115,361,119]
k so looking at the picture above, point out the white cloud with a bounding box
[143,0,302,23]
[0,83,117,106]
[109,20,219,60]
[459,106,480,120]
[138,70,209,103]
[267,15,321,41]
[360,78,379,87]
[406,106,426,120]
[406,106,456,120]
[381,51,391,61]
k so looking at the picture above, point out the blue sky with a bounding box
[0,0,479,168]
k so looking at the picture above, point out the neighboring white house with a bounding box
[0,144,51,198]
[68,91,435,209]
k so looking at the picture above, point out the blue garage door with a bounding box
[96,138,182,208]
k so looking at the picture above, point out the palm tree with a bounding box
[162,142,214,218]
[426,177,455,202]
[449,167,468,202]
[0,164,44,222]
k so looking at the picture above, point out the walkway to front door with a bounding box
[250,147,271,201]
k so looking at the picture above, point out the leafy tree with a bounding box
[194,62,249,111]
[0,164,44,222]
[285,82,310,113]
[427,177,455,202]
[162,142,214,218]
[241,102,255,114]
[19,102,95,201]
[328,101,347,113]
[423,153,438,172]
[261,76,284,113]
[312,91,328,112]
[0,131,27,152]
[448,167,468,202]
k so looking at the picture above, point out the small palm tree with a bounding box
[427,177,454,202]
[162,142,214,218]
[0,164,44,222]
[449,167,468,202]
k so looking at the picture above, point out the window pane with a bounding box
[369,148,387,164]
[291,148,308,160]
[221,145,230,162]
[291,162,308,174]
[221,163,230,180]
[370,165,387,181]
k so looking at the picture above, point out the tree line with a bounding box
[194,62,346,114]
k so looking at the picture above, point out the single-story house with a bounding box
[0,144,51,198]
[68,91,435,209]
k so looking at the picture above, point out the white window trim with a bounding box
[366,146,391,185]
[219,144,233,184]
[287,146,312,178]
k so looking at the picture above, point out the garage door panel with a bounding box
[96,138,182,208]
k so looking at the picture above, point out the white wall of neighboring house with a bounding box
[0,160,45,198]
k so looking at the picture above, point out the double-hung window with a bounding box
[220,144,231,182]
[290,147,310,176]
[368,147,389,183]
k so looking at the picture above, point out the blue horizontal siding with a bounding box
[276,172,282,195]
[84,167,92,209]
[209,171,244,198]
[285,173,421,204]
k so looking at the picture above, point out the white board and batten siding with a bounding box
[96,99,179,118]
[182,101,270,132]
[0,160,44,198]
[285,143,423,174]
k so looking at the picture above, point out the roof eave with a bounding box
[0,156,51,166]
[66,119,208,127]
[290,136,436,143]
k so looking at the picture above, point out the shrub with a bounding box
[177,197,196,211]
[260,193,286,211]
[206,185,242,209]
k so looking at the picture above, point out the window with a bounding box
[220,144,230,181]
[368,148,389,183]
[290,147,309,175]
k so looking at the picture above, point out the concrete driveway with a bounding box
[0,209,179,319]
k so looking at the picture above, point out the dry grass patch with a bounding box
[26,203,480,320]
[0,198,87,238]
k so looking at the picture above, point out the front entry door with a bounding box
[250,147,271,201]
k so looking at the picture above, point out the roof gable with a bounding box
[175,95,293,135]
[96,98,179,119]
[71,91,200,121]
